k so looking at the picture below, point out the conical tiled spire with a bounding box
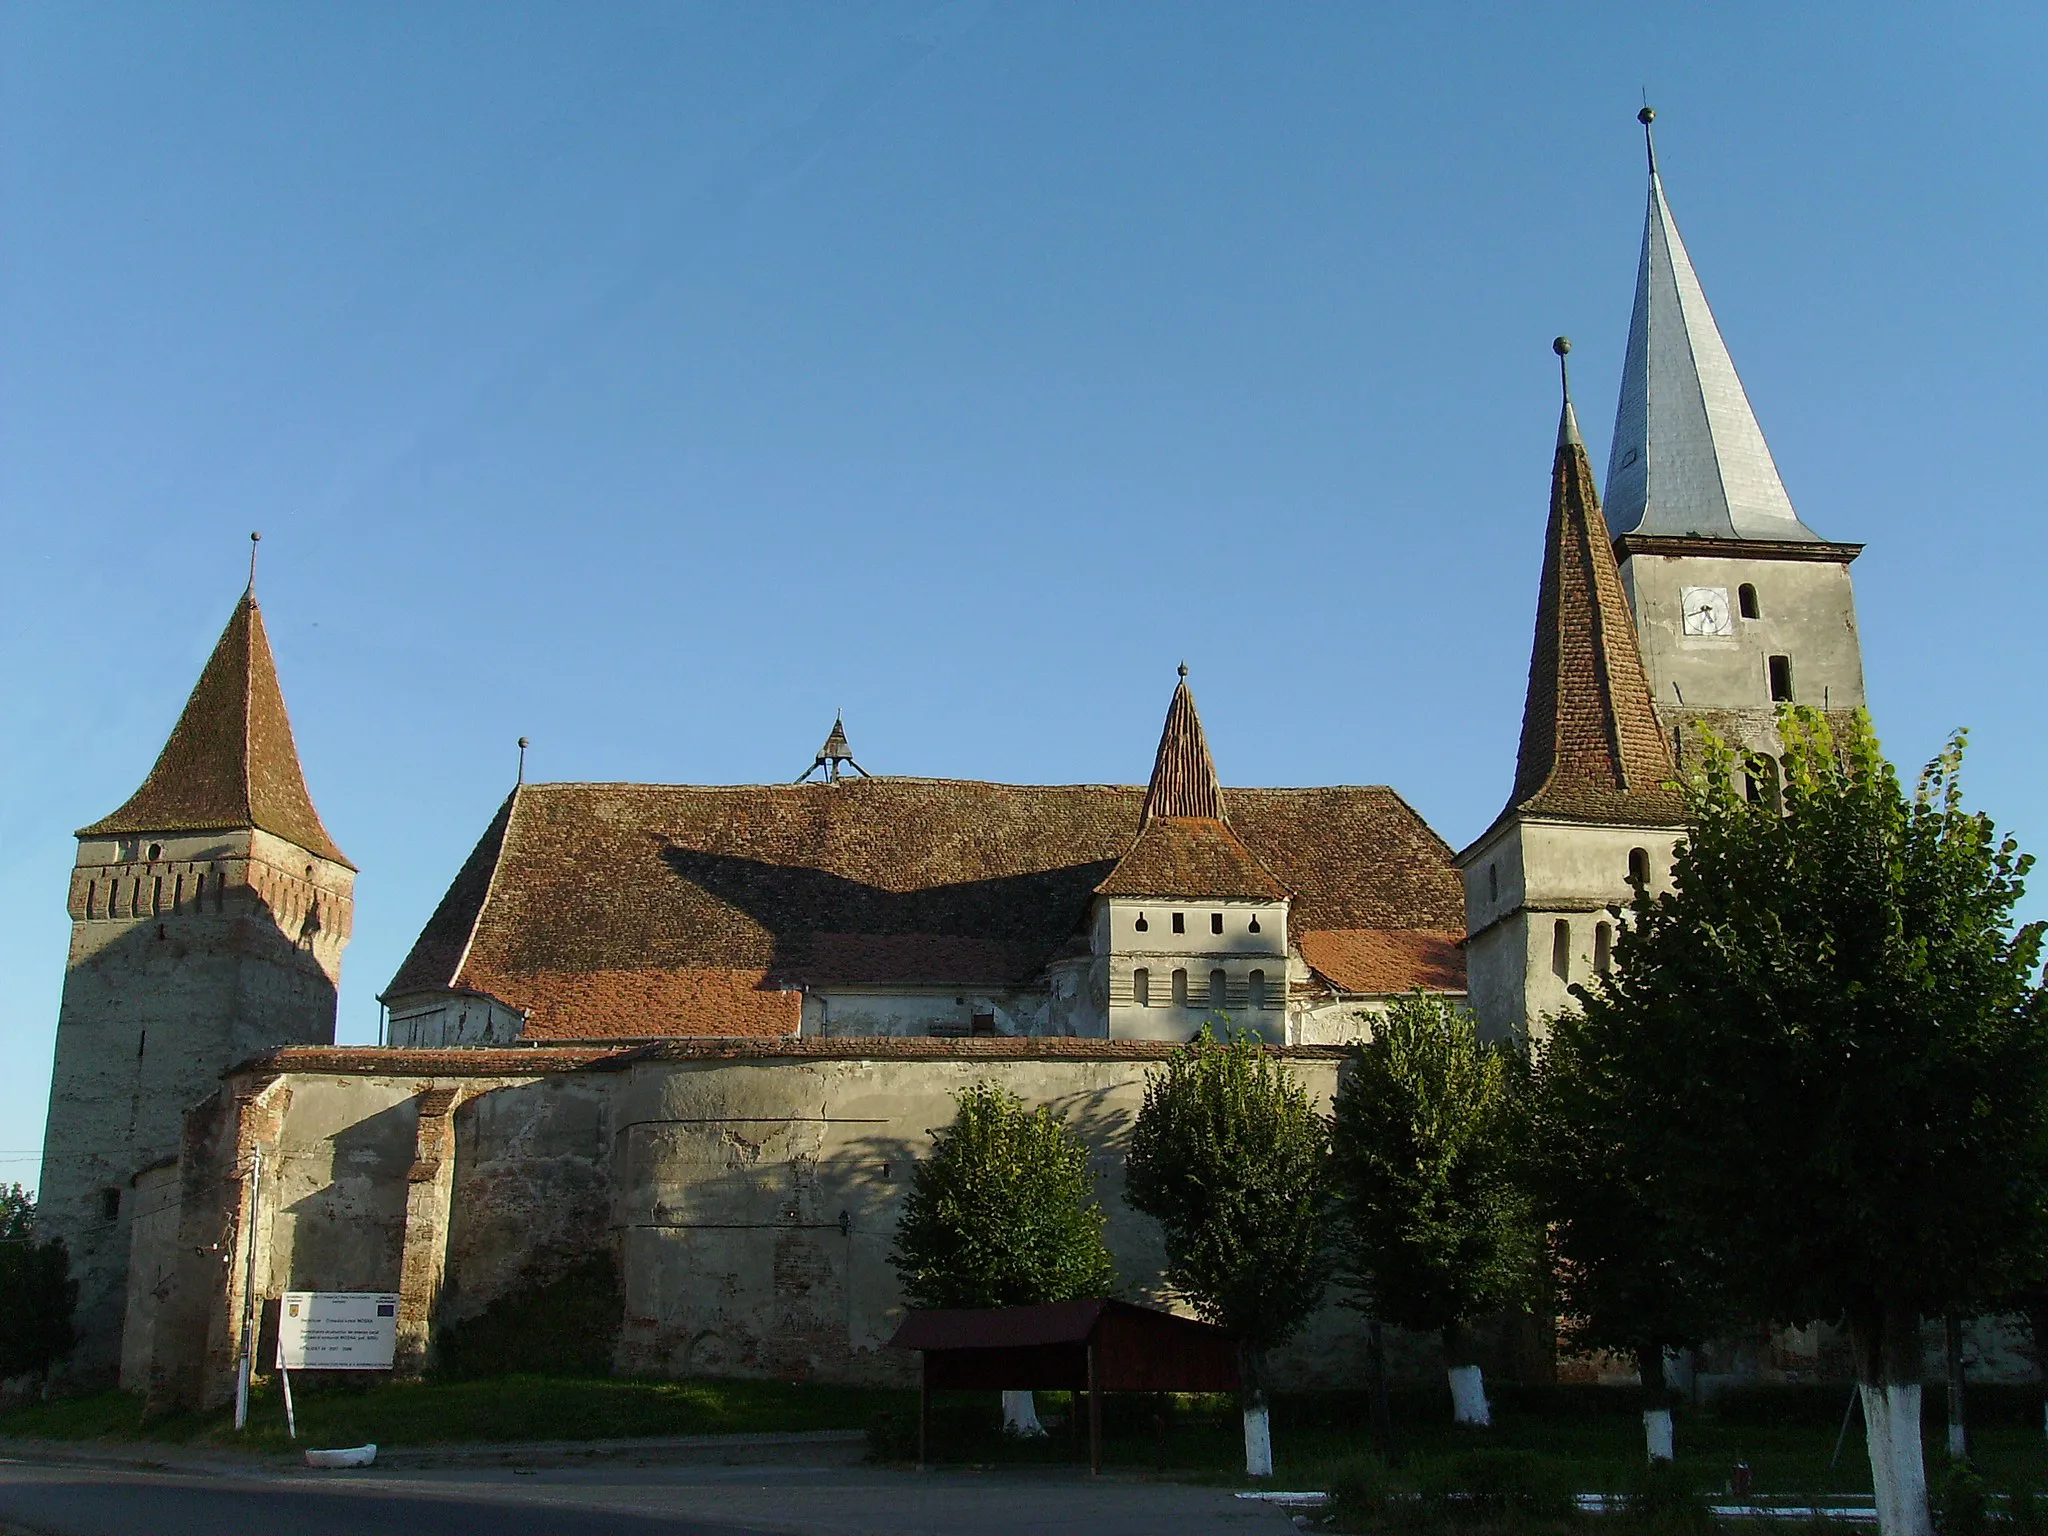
[1138,665,1226,824]
[1603,111,1821,542]
[79,589,351,866]
[1507,373,1684,827]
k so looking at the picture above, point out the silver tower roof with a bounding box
[1603,129,1821,542]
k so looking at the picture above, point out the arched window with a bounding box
[147,842,162,862]
[1172,969,1188,1007]
[1249,969,1267,1009]
[1628,848,1649,887]
[1738,584,1759,620]
[1133,968,1150,1007]
[1210,968,1228,1009]
[1551,920,1571,981]
[1594,922,1613,975]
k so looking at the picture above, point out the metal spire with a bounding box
[247,531,261,596]
[1554,336,1583,449]
[1603,108,1823,542]
[517,737,529,785]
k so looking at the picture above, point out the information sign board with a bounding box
[276,1291,400,1371]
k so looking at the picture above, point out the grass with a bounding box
[0,1374,906,1456]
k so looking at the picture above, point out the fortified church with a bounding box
[38,121,1870,1404]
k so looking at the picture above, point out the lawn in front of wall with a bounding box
[4,1377,2045,1499]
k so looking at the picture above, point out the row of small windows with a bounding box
[1551,918,1615,984]
[1131,967,1269,1010]
[1133,911,1260,936]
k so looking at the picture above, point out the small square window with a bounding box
[1171,913,1185,934]
[1210,912,1223,935]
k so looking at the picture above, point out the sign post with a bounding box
[275,1292,400,1438]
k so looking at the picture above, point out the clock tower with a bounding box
[1605,111,1866,766]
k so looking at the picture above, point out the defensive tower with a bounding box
[39,554,354,1380]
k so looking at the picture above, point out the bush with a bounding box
[1615,1459,1715,1536]
[1329,1449,1581,1536]
[1932,1461,1992,1536]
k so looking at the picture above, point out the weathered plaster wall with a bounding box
[1104,898,1289,1043]
[42,827,352,1381]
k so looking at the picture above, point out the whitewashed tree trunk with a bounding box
[1643,1408,1674,1461]
[1001,1390,1045,1437]
[1448,1364,1492,1426]
[1242,1403,1274,1478]
[1861,1382,1932,1536]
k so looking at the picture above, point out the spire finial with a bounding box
[517,736,529,785]
[247,531,262,596]
[1639,104,1658,176]
[1177,661,1188,680]
[1553,337,1583,450]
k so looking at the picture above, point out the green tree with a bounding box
[1125,1027,1331,1478]
[1531,1007,1728,1461]
[0,1186,76,1387]
[1571,709,2048,1536]
[1330,993,1542,1427]
[890,1082,1117,1435]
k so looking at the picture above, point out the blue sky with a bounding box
[3,3,2043,1177]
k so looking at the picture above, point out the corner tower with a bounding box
[1459,347,1686,1042]
[1095,668,1291,1042]
[1605,109,1866,761]
[40,560,354,1380]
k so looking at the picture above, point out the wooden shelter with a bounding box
[888,1299,1241,1473]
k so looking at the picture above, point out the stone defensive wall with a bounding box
[132,1038,1458,1411]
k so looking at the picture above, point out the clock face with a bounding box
[1681,586,1734,637]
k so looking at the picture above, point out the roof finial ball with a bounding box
[1638,104,1658,174]
[1553,335,1573,396]
[1178,662,1189,679]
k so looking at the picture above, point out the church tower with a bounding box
[40,562,354,1379]
[1459,350,1687,1042]
[1605,110,1866,763]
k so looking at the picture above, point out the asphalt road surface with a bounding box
[0,1457,1299,1536]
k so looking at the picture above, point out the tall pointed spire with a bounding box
[1603,108,1821,542]
[79,586,352,866]
[1506,345,1684,827]
[1138,664,1225,823]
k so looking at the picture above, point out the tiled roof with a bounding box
[1138,671,1226,822]
[1298,928,1466,995]
[78,592,351,866]
[385,778,1464,1038]
[1502,405,1685,830]
[1095,816,1288,901]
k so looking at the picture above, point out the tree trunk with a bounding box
[1640,1344,1675,1462]
[1851,1304,1932,1536]
[1443,1321,1492,1427]
[1240,1343,1274,1478]
[1001,1390,1045,1437]
[1944,1316,1969,1462]
[1367,1318,1394,1454]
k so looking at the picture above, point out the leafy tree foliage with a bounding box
[1330,993,1542,1364]
[890,1083,1116,1309]
[1126,1027,1332,1474]
[0,1186,76,1384]
[1570,709,2048,1536]
[1125,1028,1332,1352]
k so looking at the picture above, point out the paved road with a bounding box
[0,1456,1298,1536]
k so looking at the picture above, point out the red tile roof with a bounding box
[79,593,351,866]
[1138,671,1226,822]
[1298,928,1466,995]
[1095,816,1288,901]
[385,778,1463,1038]
[1503,420,1685,830]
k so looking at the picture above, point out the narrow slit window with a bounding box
[101,1187,120,1221]
[1768,655,1794,703]
[85,881,97,920]
[1551,920,1571,982]
[1210,912,1223,935]
[1488,864,1498,902]
[1738,584,1759,620]
[1171,912,1185,935]
[1210,968,1227,1009]
[1171,969,1188,1007]
[1249,969,1267,1009]
[1628,848,1649,888]
[1133,968,1150,1007]
[1594,922,1613,975]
